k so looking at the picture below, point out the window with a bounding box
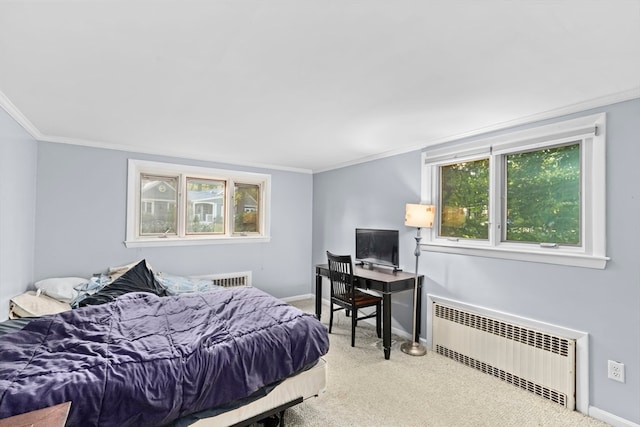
[126,160,271,247]
[185,178,225,235]
[440,158,489,240]
[505,143,580,245]
[421,113,607,269]
[234,183,260,234]
[140,175,178,236]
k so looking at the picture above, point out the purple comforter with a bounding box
[0,287,329,426]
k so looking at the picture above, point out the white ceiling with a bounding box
[1,1,639,172]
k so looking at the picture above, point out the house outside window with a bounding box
[421,113,607,269]
[126,160,271,247]
[186,178,225,234]
[140,175,178,236]
[234,183,260,234]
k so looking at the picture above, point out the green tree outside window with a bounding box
[440,159,490,240]
[506,143,580,245]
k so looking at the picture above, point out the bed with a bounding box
[0,261,329,427]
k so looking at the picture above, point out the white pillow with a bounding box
[9,291,71,318]
[35,277,87,303]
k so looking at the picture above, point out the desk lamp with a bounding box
[401,203,435,357]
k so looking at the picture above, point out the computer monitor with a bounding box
[355,228,399,269]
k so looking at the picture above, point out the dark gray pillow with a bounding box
[78,260,168,307]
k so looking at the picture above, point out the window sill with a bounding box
[124,235,271,248]
[421,242,608,269]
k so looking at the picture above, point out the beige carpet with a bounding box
[283,299,609,427]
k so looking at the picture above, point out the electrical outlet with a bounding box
[608,360,625,383]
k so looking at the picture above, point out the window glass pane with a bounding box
[440,159,489,239]
[506,143,580,244]
[234,183,260,234]
[186,178,225,234]
[140,175,178,236]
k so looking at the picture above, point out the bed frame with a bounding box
[1,273,329,427]
[190,358,327,427]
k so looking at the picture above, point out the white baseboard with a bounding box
[281,293,315,303]
[589,406,640,427]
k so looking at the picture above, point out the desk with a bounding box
[315,264,423,360]
[0,401,71,427]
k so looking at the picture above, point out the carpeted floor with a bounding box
[283,299,609,427]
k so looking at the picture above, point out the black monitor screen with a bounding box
[355,228,399,268]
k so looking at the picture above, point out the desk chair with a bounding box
[326,251,382,347]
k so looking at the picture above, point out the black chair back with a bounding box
[326,251,354,302]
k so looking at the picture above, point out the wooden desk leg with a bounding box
[315,272,322,320]
[383,292,392,360]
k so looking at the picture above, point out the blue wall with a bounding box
[0,112,37,319]
[31,142,314,300]
[312,98,640,424]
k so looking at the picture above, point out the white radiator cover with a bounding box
[433,303,576,409]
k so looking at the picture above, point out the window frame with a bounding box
[125,159,271,247]
[421,113,607,269]
[438,157,491,241]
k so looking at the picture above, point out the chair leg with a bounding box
[329,304,334,334]
[376,302,381,338]
[351,308,357,347]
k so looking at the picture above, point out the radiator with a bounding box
[191,271,252,288]
[432,303,576,409]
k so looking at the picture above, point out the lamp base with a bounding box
[400,341,427,356]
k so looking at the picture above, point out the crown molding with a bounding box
[40,133,314,174]
[313,88,640,173]
[0,90,312,175]
[3,88,638,175]
[0,90,44,140]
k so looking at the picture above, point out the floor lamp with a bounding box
[400,203,435,357]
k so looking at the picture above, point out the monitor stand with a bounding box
[357,261,402,273]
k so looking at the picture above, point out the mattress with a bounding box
[185,357,328,427]
[0,289,330,426]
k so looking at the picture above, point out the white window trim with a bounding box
[421,113,608,269]
[125,159,271,248]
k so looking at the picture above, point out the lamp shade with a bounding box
[405,203,435,228]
